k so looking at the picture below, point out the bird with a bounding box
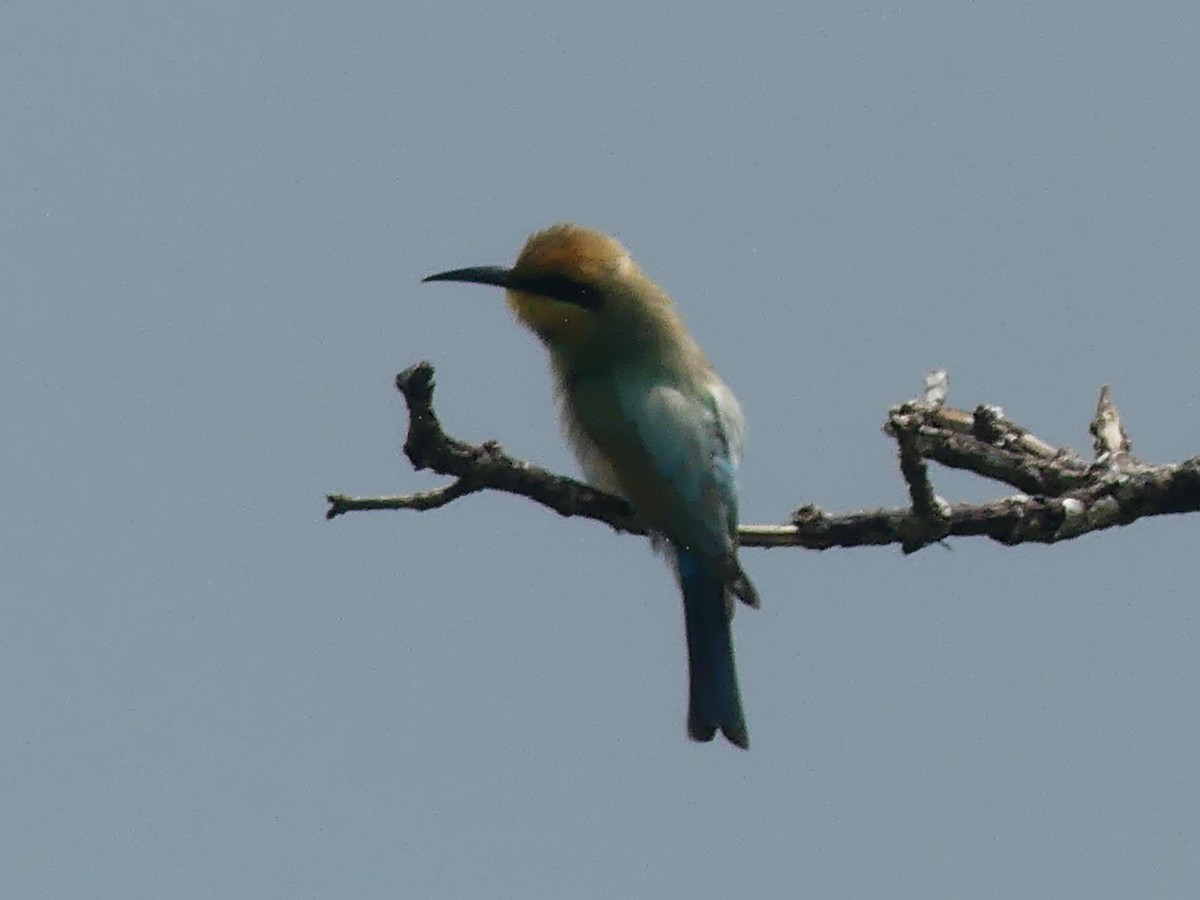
[423,223,758,749]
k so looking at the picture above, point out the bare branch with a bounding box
[885,398,1091,497]
[325,362,1200,552]
[326,362,642,534]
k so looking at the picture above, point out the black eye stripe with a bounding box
[513,272,604,310]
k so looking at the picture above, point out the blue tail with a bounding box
[677,548,748,749]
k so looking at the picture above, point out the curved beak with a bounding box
[421,265,513,288]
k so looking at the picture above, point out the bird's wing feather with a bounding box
[617,377,744,558]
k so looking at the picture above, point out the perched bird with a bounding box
[423,224,758,749]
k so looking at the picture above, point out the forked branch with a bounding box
[326,362,1200,553]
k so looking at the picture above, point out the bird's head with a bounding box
[423,223,685,368]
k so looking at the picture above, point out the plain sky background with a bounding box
[6,2,1200,897]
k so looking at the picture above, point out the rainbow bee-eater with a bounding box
[424,223,758,748]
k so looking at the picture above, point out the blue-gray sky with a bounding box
[6,2,1200,897]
